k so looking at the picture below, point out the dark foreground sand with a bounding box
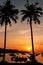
[0,60,43,65]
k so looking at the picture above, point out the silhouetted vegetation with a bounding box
[21,0,43,61]
[0,0,19,61]
[0,59,43,65]
[14,57,27,62]
[0,0,43,65]
[41,53,43,57]
[0,48,29,53]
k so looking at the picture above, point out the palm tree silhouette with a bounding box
[0,0,19,61]
[21,0,43,61]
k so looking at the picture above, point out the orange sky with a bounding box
[0,17,43,53]
[0,0,43,53]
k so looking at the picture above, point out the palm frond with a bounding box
[10,16,17,23]
[15,15,18,19]
[0,17,5,26]
[36,14,41,17]
[21,15,28,22]
[34,2,39,6]
[10,9,19,16]
[0,0,19,26]
[14,9,19,15]
[21,1,43,24]
[0,5,3,9]
[36,7,43,11]
[21,10,29,15]
[25,4,29,10]
[8,18,12,26]
[39,11,43,15]
[33,16,40,24]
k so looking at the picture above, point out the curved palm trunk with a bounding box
[30,17,35,60]
[3,23,7,61]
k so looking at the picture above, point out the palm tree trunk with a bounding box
[3,23,7,61]
[30,17,35,60]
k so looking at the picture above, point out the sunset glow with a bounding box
[27,47,31,52]
[0,0,43,64]
[0,0,43,53]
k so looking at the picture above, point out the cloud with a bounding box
[17,29,29,35]
[0,26,5,32]
[0,24,16,33]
